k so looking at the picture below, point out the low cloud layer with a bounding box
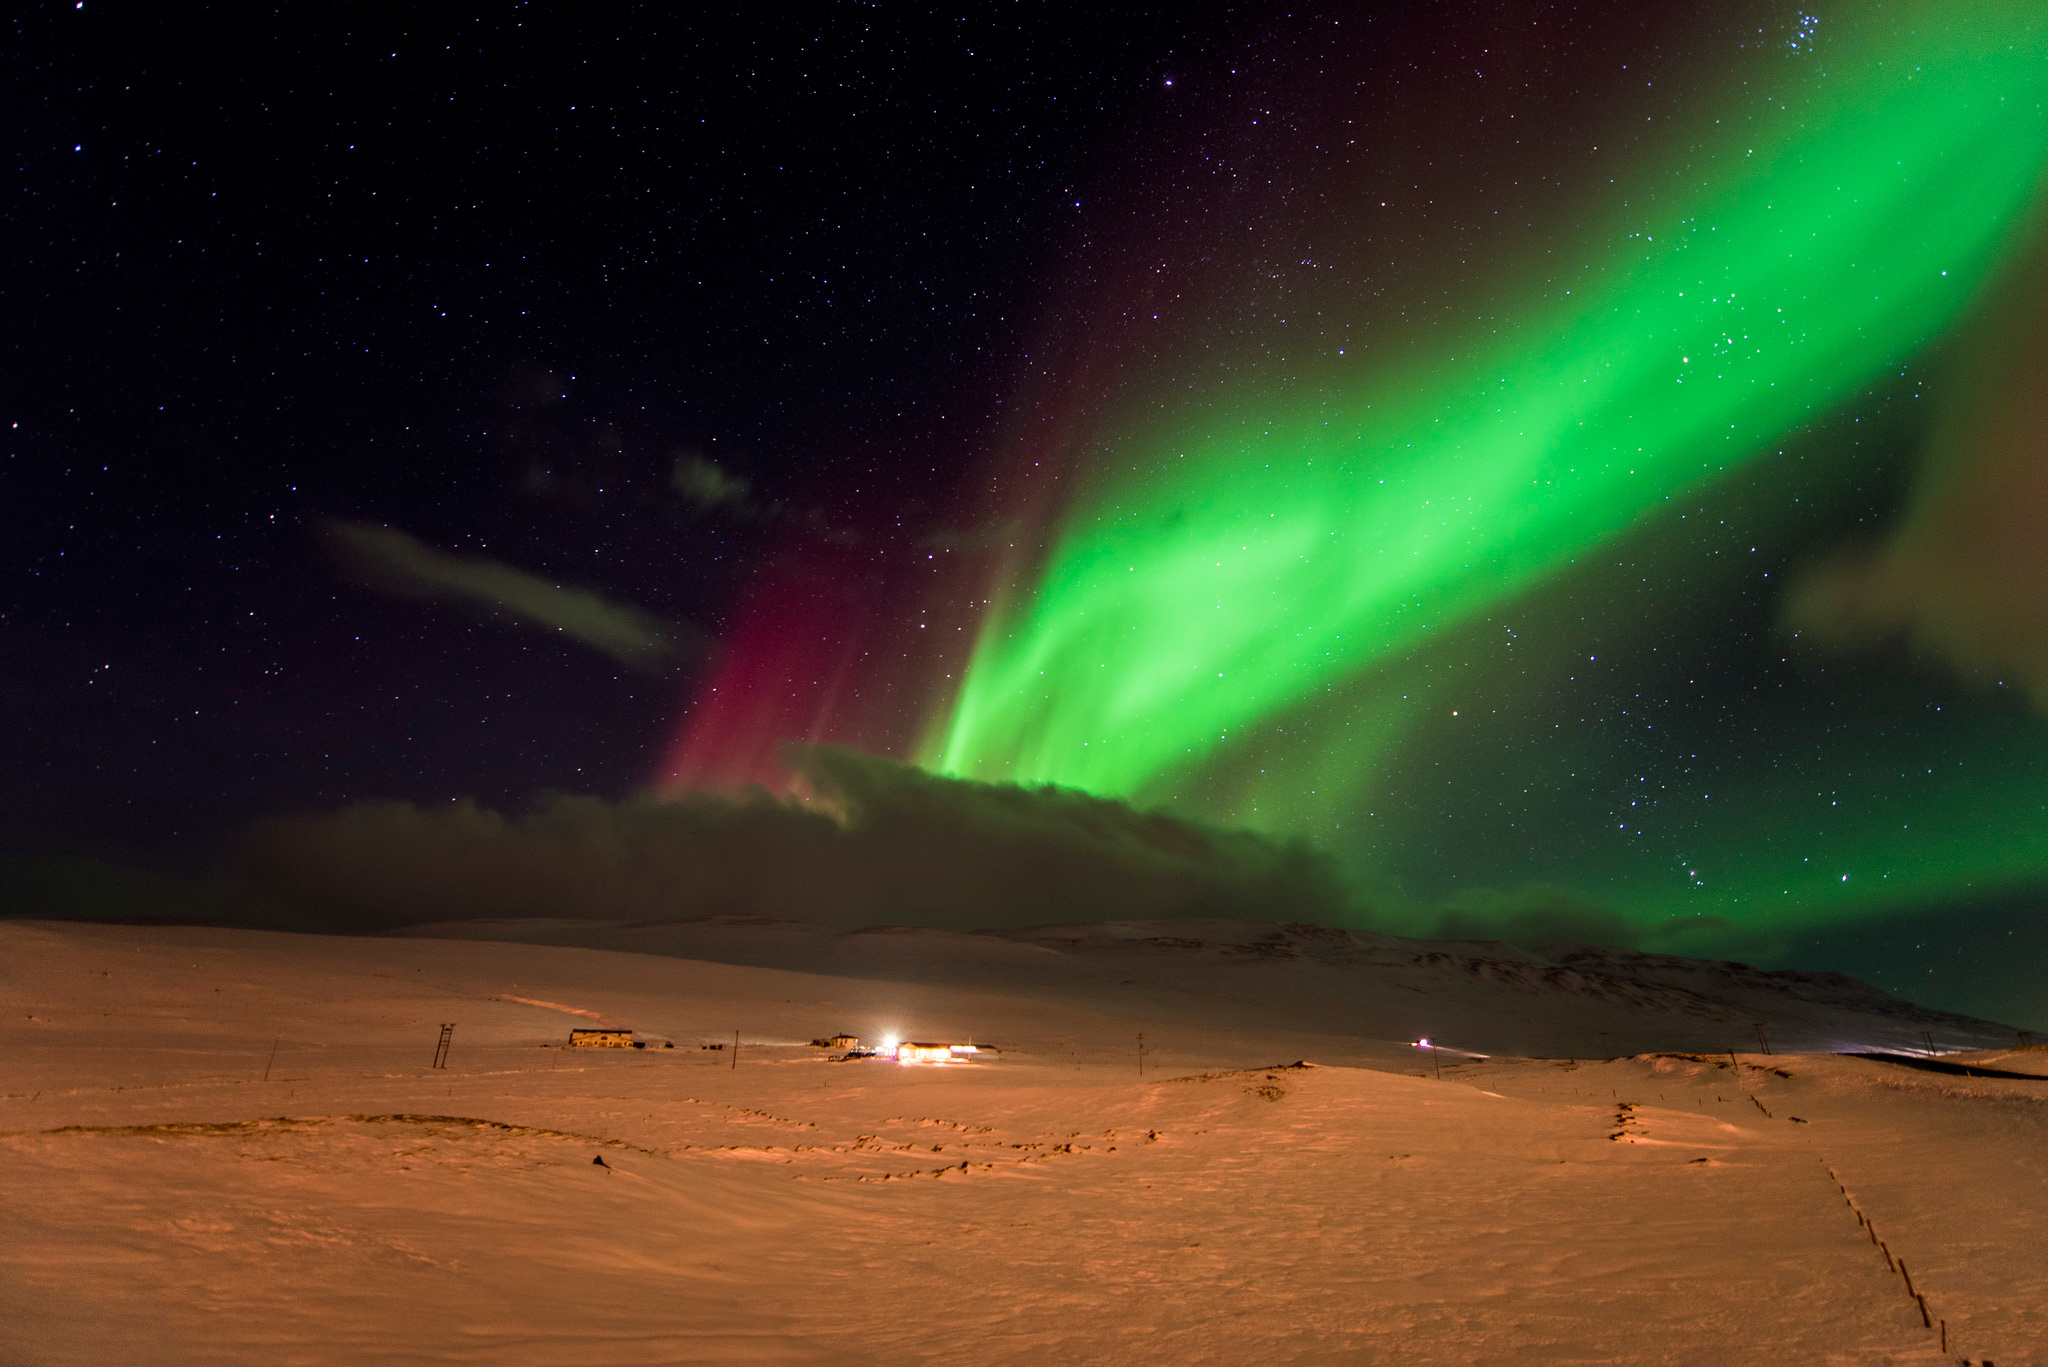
[0,749,1653,952]
[1428,884,1642,950]
[220,746,1363,934]
[323,518,696,673]
[1782,216,2048,706]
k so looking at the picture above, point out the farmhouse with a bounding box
[567,1029,635,1048]
[811,1033,858,1049]
[895,1041,979,1064]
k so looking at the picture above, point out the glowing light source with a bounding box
[894,1041,977,1065]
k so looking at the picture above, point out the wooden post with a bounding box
[1137,1032,1144,1077]
[1754,1022,1771,1055]
[731,1029,739,1070]
[262,1038,279,1083]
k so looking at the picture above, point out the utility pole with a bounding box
[732,1029,739,1070]
[1137,1032,1144,1077]
[262,1038,279,1083]
[1754,1023,1772,1056]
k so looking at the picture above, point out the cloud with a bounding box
[670,452,757,516]
[1428,884,1643,949]
[1781,213,2048,706]
[219,746,1370,934]
[0,853,212,924]
[214,744,1662,951]
[322,518,698,673]
[666,453,875,546]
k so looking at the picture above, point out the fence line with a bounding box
[1816,1155,1958,1358]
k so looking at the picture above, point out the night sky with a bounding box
[8,2,2047,1025]
[9,2,1211,840]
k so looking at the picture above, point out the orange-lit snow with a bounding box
[2,918,2041,1364]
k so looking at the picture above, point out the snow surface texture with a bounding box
[1,918,2042,1365]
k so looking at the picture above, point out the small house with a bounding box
[895,1041,979,1064]
[811,1033,859,1049]
[568,1028,635,1048]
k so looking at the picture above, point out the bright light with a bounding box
[892,1040,979,1065]
[1417,1038,1431,1048]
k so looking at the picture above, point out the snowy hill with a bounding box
[394,914,2023,1058]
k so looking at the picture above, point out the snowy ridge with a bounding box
[394,914,2022,1058]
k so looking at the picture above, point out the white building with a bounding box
[895,1041,978,1064]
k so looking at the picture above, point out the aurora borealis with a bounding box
[898,1,2048,943]
[17,2,2048,1021]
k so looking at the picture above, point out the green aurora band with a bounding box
[925,3,2048,934]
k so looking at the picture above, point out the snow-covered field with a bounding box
[2,918,2041,1365]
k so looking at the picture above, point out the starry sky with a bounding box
[8,2,2047,1024]
[8,1,1208,843]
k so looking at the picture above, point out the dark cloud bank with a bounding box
[19,745,2046,1023]
[6,746,1638,950]
[222,747,1367,935]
